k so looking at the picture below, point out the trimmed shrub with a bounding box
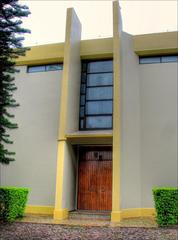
[153,187,178,226]
[0,187,29,222]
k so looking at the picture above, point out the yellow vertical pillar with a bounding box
[54,8,81,220]
[111,0,122,222]
[54,141,68,219]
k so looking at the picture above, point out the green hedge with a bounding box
[153,187,178,226]
[0,187,29,222]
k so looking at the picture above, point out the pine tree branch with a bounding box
[0,0,30,164]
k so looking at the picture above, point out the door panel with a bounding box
[78,146,112,211]
[78,161,98,210]
[98,161,112,211]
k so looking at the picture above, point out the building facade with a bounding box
[1,1,177,222]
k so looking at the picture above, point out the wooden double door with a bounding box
[78,146,112,211]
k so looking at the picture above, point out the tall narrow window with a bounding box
[79,60,113,130]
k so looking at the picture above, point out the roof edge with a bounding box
[16,32,178,65]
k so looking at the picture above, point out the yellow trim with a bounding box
[112,0,121,222]
[135,48,178,57]
[58,138,67,141]
[54,141,66,214]
[80,38,113,60]
[141,208,156,217]
[66,134,113,139]
[121,208,141,219]
[16,43,64,66]
[111,208,156,222]
[134,31,178,56]
[16,32,178,66]
[58,7,82,139]
[111,211,122,222]
[25,206,155,221]
[16,38,113,66]
[54,8,81,220]
[25,205,54,215]
[65,133,113,144]
[58,8,72,139]
[53,208,69,220]
[121,208,156,219]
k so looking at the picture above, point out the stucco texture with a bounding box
[1,66,62,206]
[120,32,177,209]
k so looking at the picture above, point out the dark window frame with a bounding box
[139,55,178,64]
[79,59,113,131]
[27,63,63,73]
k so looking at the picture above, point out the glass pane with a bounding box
[80,107,85,117]
[161,56,178,63]
[87,73,113,86]
[80,95,85,105]
[28,66,45,73]
[80,119,84,129]
[86,87,112,100]
[46,64,63,71]
[139,57,161,64]
[86,116,112,129]
[87,60,113,73]
[86,101,112,115]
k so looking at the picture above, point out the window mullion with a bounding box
[79,60,113,130]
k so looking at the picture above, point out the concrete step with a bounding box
[69,211,111,221]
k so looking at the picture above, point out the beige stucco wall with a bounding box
[1,66,62,206]
[139,62,177,207]
[61,8,81,208]
[120,32,141,209]
[0,36,177,211]
[58,8,81,138]
[54,8,81,214]
[62,143,77,210]
[120,32,177,209]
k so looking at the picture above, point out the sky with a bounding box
[20,0,178,47]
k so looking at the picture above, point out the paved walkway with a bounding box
[0,222,177,240]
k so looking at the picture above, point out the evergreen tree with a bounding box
[0,0,30,164]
